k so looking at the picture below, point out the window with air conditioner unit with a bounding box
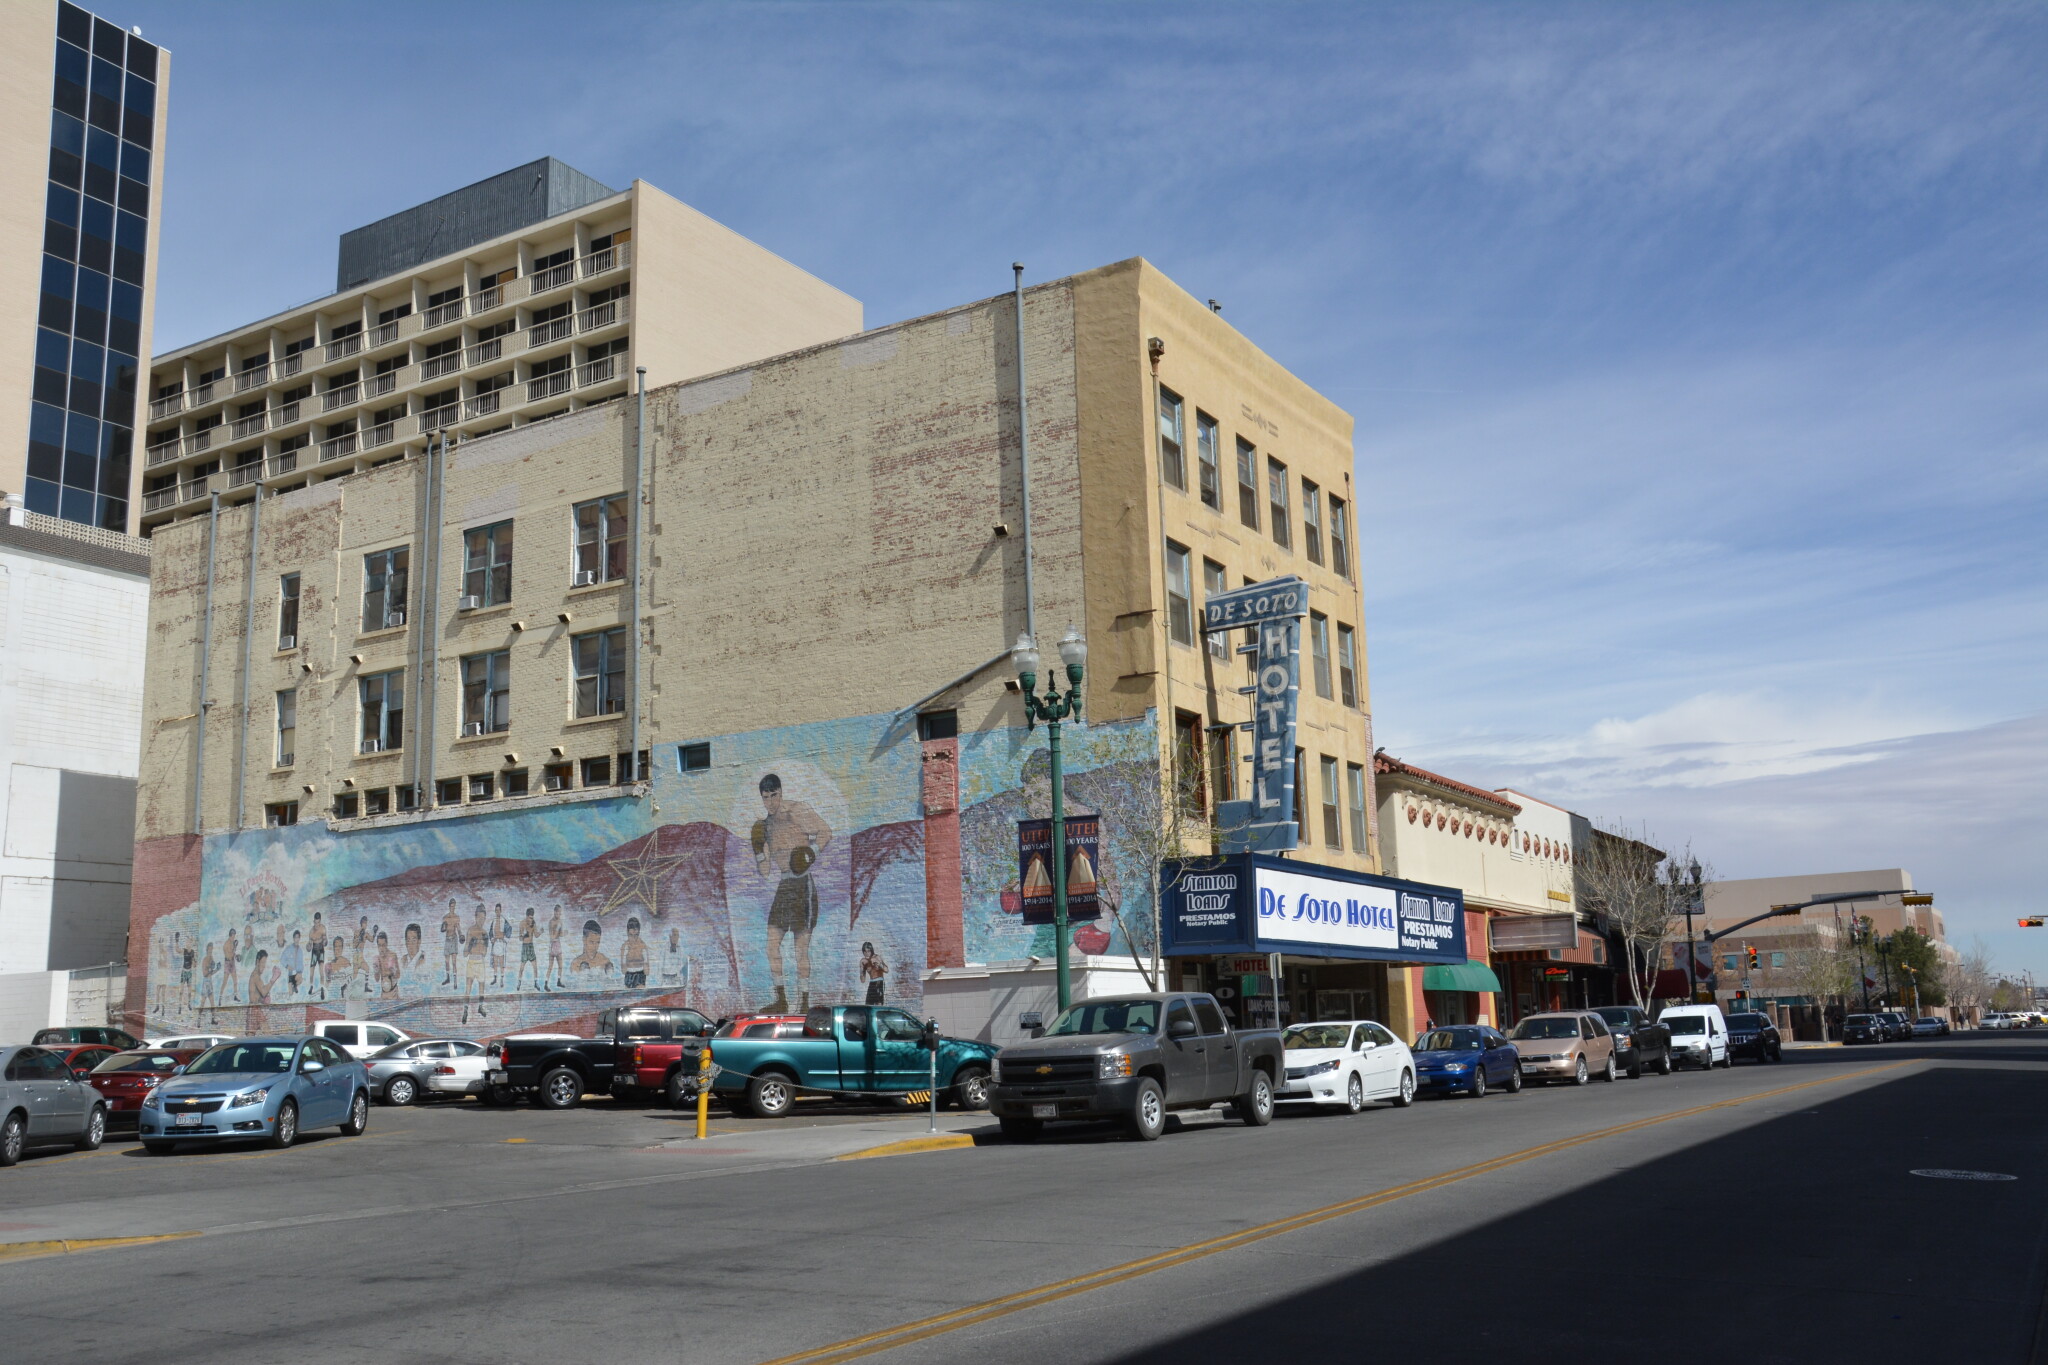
[275,689,296,767]
[457,595,481,611]
[359,668,404,753]
[572,626,626,718]
[571,570,597,587]
[462,721,485,737]
[461,649,510,734]
[542,762,572,791]
[362,545,408,634]
[463,519,514,606]
[278,572,300,649]
[573,494,628,584]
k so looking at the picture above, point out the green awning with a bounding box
[1423,960,1504,993]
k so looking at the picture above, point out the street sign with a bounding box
[1202,575,1305,852]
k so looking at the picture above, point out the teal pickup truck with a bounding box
[710,1005,998,1117]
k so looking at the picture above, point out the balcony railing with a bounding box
[368,318,413,349]
[228,461,264,488]
[417,405,458,434]
[147,392,184,420]
[423,299,465,329]
[463,391,503,421]
[141,485,177,512]
[367,368,405,398]
[273,400,303,427]
[146,438,179,467]
[363,420,396,450]
[231,412,267,440]
[582,242,631,277]
[235,363,271,392]
[178,474,218,505]
[318,432,358,462]
[187,381,216,407]
[527,316,573,348]
[421,352,463,381]
[268,450,301,478]
[527,370,572,403]
[578,356,619,388]
[465,337,504,367]
[470,285,505,316]
[187,427,218,455]
[578,298,630,332]
[322,383,361,411]
[528,261,576,295]
[325,333,363,362]
[279,352,305,378]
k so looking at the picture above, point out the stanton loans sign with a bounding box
[1158,854,1467,965]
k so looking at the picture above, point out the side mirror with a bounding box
[1168,1018,1198,1039]
[302,1059,325,1074]
[171,1064,187,1076]
[73,1068,93,1082]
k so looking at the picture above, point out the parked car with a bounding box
[1,1044,108,1165]
[486,1006,713,1108]
[1274,1020,1418,1112]
[1412,1025,1521,1097]
[711,1005,999,1117]
[31,1026,140,1051]
[147,1033,237,1051]
[1842,1013,1885,1044]
[1877,1011,1913,1041]
[990,993,1289,1141]
[138,1036,369,1153]
[1660,1004,1731,1068]
[1589,1005,1673,1077]
[85,1048,202,1131]
[364,1038,489,1105]
[1911,1017,1950,1037]
[712,1014,809,1040]
[48,1043,124,1076]
[1726,1012,1783,1063]
[311,1019,414,1060]
[1507,1011,1617,1085]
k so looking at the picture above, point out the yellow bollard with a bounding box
[695,1040,713,1140]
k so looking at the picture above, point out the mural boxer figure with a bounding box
[752,772,832,1013]
[462,905,490,1024]
[570,918,614,981]
[489,904,509,988]
[307,911,328,999]
[199,942,219,1021]
[249,948,280,1009]
[440,900,462,986]
[660,926,685,991]
[177,934,194,1017]
[222,928,242,1002]
[621,916,649,989]
[515,908,539,991]
[545,905,566,991]
[281,930,304,998]
[860,941,887,1004]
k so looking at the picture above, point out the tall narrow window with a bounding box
[1173,710,1205,817]
[1164,539,1194,645]
[573,494,628,584]
[275,689,296,767]
[1309,612,1333,699]
[1267,458,1291,549]
[571,626,627,717]
[1202,559,1229,660]
[361,546,408,632]
[1329,495,1352,580]
[462,520,513,606]
[1336,624,1359,708]
[1157,387,1185,490]
[1235,438,1259,529]
[1320,754,1342,848]
[1293,747,1307,832]
[358,669,404,752]
[461,650,510,733]
[1195,412,1221,510]
[277,572,300,648]
[1207,724,1235,805]
[1301,479,1323,565]
[1346,762,1368,852]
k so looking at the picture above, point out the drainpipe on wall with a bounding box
[1148,336,1173,989]
[1013,264,1036,643]
[193,492,220,835]
[422,430,448,807]
[631,366,646,783]
[233,486,262,829]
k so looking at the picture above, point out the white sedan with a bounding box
[1276,1020,1417,1113]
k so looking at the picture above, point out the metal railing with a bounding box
[363,420,396,450]
[465,337,504,367]
[528,260,576,294]
[417,405,458,434]
[423,299,465,329]
[322,383,360,411]
[148,392,184,420]
[187,427,218,455]
[526,370,572,403]
[318,432,358,462]
[187,381,216,407]
[141,485,178,512]
[228,461,264,488]
[421,352,463,380]
[180,474,218,504]
[273,400,303,427]
[279,352,305,378]
[463,391,503,421]
[470,285,505,316]
[235,363,271,391]
[578,356,619,388]
[582,242,631,277]
[577,298,629,332]
[268,450,301,477]
[324,332,363,362]
[527,315,573,347]
[146,439,179,467]
[366,368,404,397]
[231,411,267,439]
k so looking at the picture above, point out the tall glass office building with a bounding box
[1,1,166,534]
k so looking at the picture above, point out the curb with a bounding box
[0,1232,199,1262]
[834,1134,976,1162]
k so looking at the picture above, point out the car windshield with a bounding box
[1847,1015,1875,1025]
[185,1043,297,1074]
[93,1052,185,1074]
[1043,1000,1160,1037]
[1509,1018,1580,1040]
[1284,1025,1352,1050]
[1729,1015,1767,1028]
[1665,1017,1707,1035]
[1590,1009,1634,1028]
[1418,1029,1485,1051]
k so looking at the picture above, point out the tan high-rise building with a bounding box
[137,160,862,535]
[1,1,168,534]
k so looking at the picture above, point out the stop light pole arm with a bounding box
[1700,905,1800,947]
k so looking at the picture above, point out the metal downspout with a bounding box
[1149,339,1174,987]
[233,486,261,829]
[423,431,447,806]
[631,367,646,782]
[1013,264,1036,643]
[193,492,220,834]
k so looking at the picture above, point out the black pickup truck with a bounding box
[988,992,1286,1142]
[484,1006,712,1109]
[1589,1006,1672,1078]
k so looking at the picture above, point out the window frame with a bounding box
[358,668,405,751]
[462,520,514,607]
[572,494,628,584]
[1157,386,1185,491]
[274,688,296,767]
[1301,478,1323,565]
[571,625,627,718]
[361,544,408,634]
[1235,437,1260,529]
[1202,558,1229,660]
[277,572,300,648]
[1320,754,1342,849]
[1195,411,1221,510]
[1328,495,1352,580]
[1346,761,1368,852]
[1336,623,1359,708]
[1267,457,1291,550]
[1309,612,1334,700]
[460,649,511,734]
[1164,539,1194,646]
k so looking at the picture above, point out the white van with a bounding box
[312,1019,413,1060]
[1658,1004,1729,1069]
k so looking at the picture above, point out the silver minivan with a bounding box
[2,1044,108,1165]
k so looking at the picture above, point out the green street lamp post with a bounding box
[1013,625,1088,1014]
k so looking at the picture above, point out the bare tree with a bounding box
[1576,822,1708,1011]
[1946,937,1995,1024]
[1775,935,1860,1041]
[1083,738,1236,990]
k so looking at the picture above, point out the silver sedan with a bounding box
[363,1038,490,1105]
[2,1044,108,1165]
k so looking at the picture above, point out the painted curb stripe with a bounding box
[834,1135,975,1162]
[0,1232,199,1263]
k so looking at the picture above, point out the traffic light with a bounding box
[1747,944,1759,970]
[2019,917,2045,928]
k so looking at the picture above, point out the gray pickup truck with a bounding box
[988,992,1286,1141]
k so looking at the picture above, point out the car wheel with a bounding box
[1627,1057,1643,1079]
[341,1091,369,1137]
[0,1112,24,1166]
[1390,1069,1416,1108]
[746,1072,796,1119]
[383,1075,418,1107]
[1771,1042,1783,1063]
[663,1070,695,1108]
[1234,1070,1275,1126]
[1470,1068,1487,1099]
[1602,1056,1617,1082]
[268,1099,298,1149]
[76,1104,106,1151]
[479,1084,513,1107]
[537,1067,585,1110]
[950,1066,991,1112]
[1573,1056,1590,1086]
[998,1115,1041,1143]
[1505,1065,1523,1094]
[1658,1051,1673,1075]
[1345,1072,1365,1114]
[1128,1077,1166,1140]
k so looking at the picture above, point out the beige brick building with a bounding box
[126,259,1384,1041]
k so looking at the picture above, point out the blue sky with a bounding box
[123,2,2048,975]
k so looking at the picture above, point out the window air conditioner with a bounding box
[360,739,383,754]
[384,612,406,629]
[279,635,297,650]
[543,775,566,791]
[457,595,481,611]
[462,721,485,737]
[571,570,597,587]
[278,752,295,767]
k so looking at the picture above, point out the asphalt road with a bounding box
[4,1034,2045,1365]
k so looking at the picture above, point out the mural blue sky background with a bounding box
[120,2,2048,970]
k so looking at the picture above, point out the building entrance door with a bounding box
[1315,988,1379,1024]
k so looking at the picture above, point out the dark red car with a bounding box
[51,1044,123,1076]
[85,1049,201,1130]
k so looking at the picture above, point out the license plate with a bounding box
[488,1071,507,1084]
[175,1112,201,1127]
[1030,1103,1057,1119]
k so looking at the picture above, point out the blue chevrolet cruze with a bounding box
[1413,1026,1521,1097]
[139,1036,370,1154]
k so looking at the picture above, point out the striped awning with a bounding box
[1422,959,1504,993]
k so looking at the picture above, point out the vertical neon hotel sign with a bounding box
[1201,575,1306,851]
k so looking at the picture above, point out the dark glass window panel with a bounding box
[81,192,111,240]
[120,139,148,184]
[89,93,121,137]
[43,220,76,261]
[68,377,102,418]
[110,280,140,321]
[86,126,119,173]
[36,328,69,372]
[60,487,95,523]
[28,405,66,481]
[40,293,72,331]
[103,425,132,485]
[66,412,98,459]
[49,148,81,189]
[92,54,121,100]
[64,441,100,491]
[93,16,124,57]
[46,182,79,226]
[112,247,143,286]
[76,231,108,274]
[83,161,115,204]
[55,39,88,89]
[89,58,123,134]
[25,478,62,517]
[122,107,152,149]
[115,208,143,252]
[106,312,138,356]
[125,35,157,80]
[53,78,86,122]
[50,110,85,159]
[34,367,69,407]
[71,340,104,382]
[117,175,147,215]
[57,5,92,48]
[42,255,73,299]
[124,74,153,115]
[73,303,106,344]
[99,496,127,532]
[75,265,107,312]
[108,351,136,399]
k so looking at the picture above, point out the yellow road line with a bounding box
[0,1232,199,1263]
[758,1060,1917,1365]
[834,1135,974,1162]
